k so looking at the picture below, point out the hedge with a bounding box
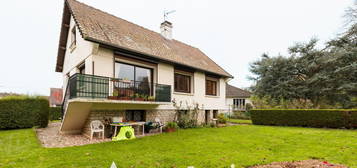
[250,109,357,129]
[49,107,62,121]
[0,96,49,129]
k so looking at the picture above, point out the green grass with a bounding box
[1,126,357,168]
[228,119,252,124]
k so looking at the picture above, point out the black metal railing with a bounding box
[66,73,171,102]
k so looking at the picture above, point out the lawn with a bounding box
[1,125,356,168]
[228,119,252,124]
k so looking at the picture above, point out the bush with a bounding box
[232,111,251,119]
[0,96,49,129]
[176,110,199,129]
[165,122,179,129]
[251,109,357,129]
[177,119,198,129]
[49,107,62,121]
[245,103,253,111]
[217,113,227,124]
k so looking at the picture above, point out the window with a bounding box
[114,62,153,96]
[233,99,246,108]
[174,73,191,93]
[213,110,218,119]
[70,26,76,47]
[205,110,210,124]
[125,110,145,122]
[206,79,217,96]
[115,62,152,83]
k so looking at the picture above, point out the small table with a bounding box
[110,122,146,137]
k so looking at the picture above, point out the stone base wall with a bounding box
[82,109,125,138]
[82,109,224,138]
[146,109,213,125]
[146,109,177,124]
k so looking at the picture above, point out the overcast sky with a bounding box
[0,0,353,95]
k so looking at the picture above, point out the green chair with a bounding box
[112,126,136,141]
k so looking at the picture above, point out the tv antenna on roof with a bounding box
[164,10,176,21]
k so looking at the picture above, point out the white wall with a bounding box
[225,97,252,112]
[92,47,114,77]
[62,15,95,89]
[157,63,227,110]
[62,15,228,111]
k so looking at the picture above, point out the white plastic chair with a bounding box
[90,120,105,140]
[155,118,164,133]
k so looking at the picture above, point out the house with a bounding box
[56,0,233,136]
[225,84,252,111]
[49,88,63,107]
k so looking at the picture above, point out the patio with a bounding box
[36,122,160,148]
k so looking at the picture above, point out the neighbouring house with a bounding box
[49,88,63,107]
[56,0,233,137]
[225,84,252,112]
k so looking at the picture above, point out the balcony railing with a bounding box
[67,74,171,102]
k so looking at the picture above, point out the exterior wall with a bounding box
[82,109,124,138]
[62,15,229,135]
[74,47,228,112]
[92,47,114,77]
[62,15,95,90]
[146,109,176,124]
[157,63,227,111]
[224,97,252,113]
[82,108,209,138]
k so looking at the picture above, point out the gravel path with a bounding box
[36,122,160,148]
[36,122,111,148]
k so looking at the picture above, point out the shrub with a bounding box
[217,113,227,124]
[231,110,250,119]
[177,118,198,128]
[165,122,179,129]
[176,110,199,129]
[245,103,253,112]
[0,96,49,129]
[251,109,357,129]
[49,107,62,121]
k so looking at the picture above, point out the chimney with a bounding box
[160,21,173,40]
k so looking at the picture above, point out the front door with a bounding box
[205,110,210,124]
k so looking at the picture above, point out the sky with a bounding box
[0,0,354,96]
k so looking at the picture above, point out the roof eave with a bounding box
[85,36,234,78]
[55,1,71,73]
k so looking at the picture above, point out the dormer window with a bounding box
[70,26,76,51]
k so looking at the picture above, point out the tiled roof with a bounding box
[56,0,232,78]
[226,84,251,98]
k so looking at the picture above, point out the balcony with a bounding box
[66,74,171,103]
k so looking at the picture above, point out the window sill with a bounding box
[173,92,194,96]
[205,95,220,98]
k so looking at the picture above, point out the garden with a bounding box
[1,96,357,167]
[1,123,357,167]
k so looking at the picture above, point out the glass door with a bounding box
[114,62,153,99]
